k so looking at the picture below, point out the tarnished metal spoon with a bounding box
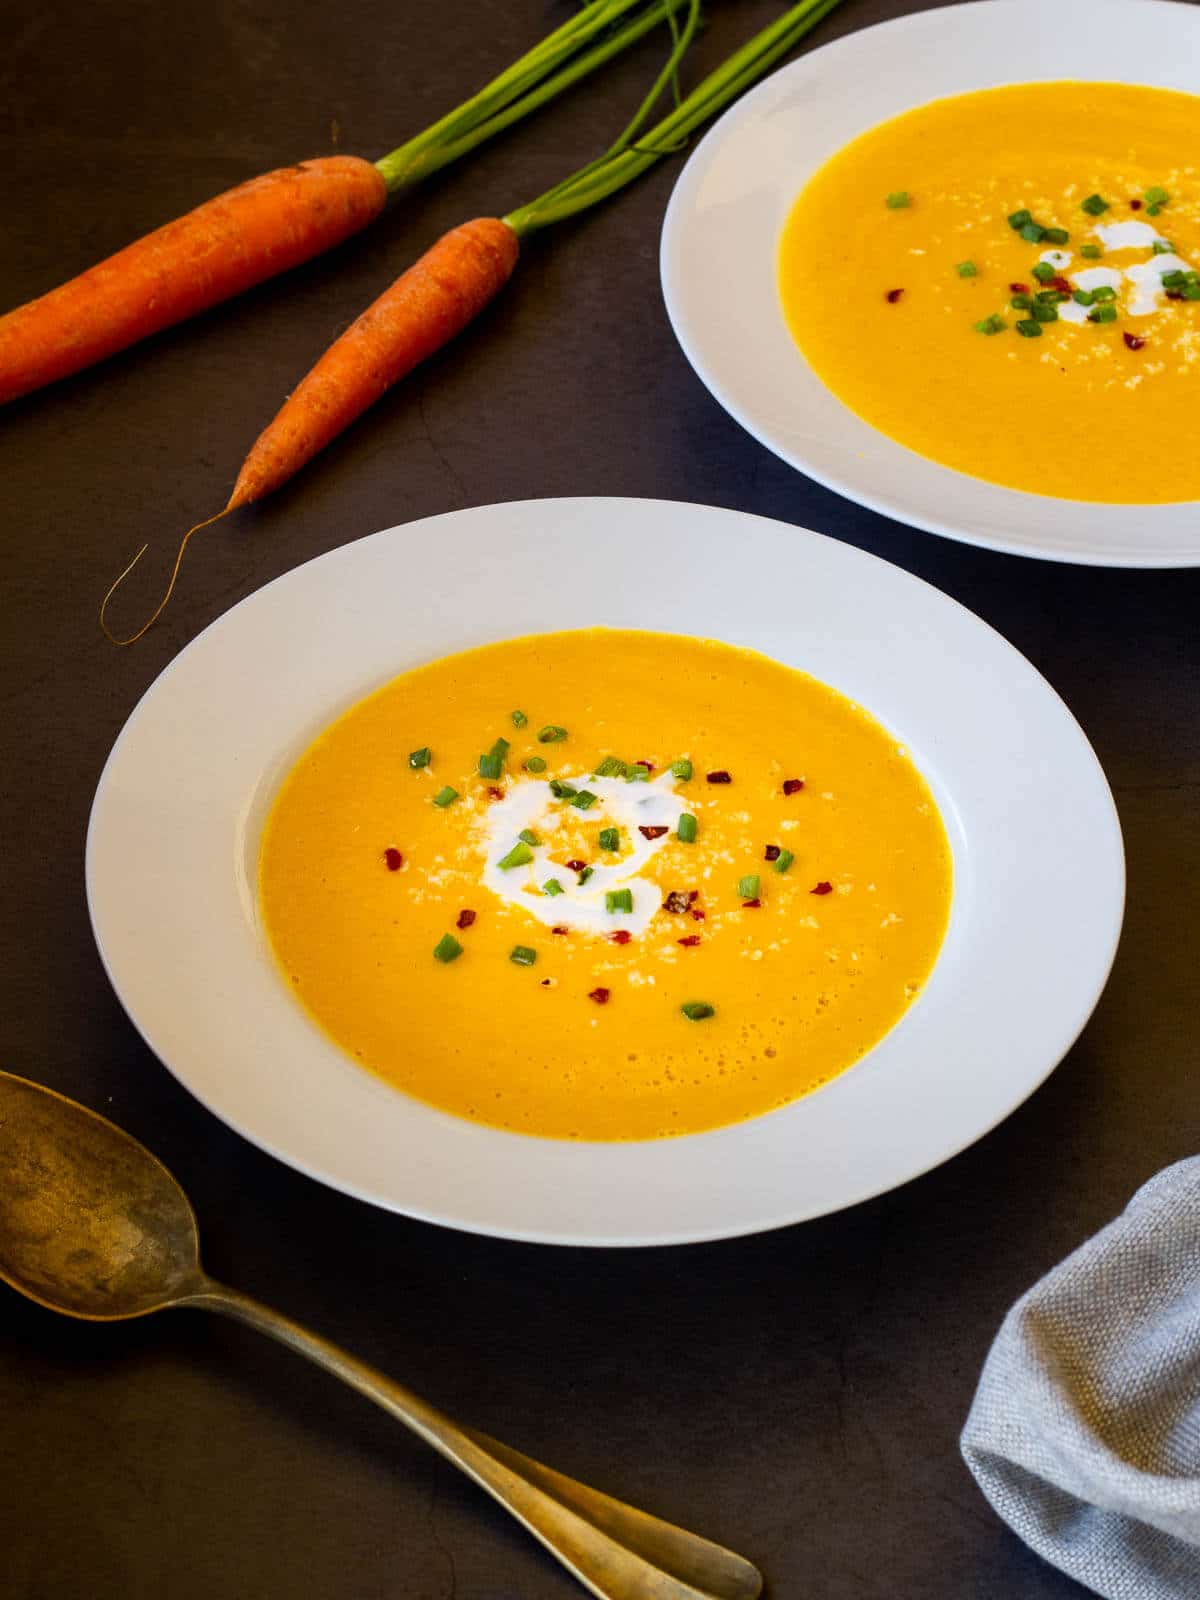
[0,1069,761,1600]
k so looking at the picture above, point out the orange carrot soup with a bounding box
[778,82,1200,502]
[258,630,951,1140]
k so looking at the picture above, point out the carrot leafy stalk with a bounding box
[102,0,845,643]
[0,0,688,407]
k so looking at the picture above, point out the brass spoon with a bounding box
[0,1069,761,1600]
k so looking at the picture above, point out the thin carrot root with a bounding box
[1,157,386,405]
[99,509,232,646]
[229,217,520,507]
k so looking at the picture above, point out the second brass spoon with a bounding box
[0,1069,761,1600]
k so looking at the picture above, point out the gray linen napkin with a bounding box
[961,1158,1200,1598]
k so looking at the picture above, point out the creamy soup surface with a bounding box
[779,82,1200,503]
[259,630,952,1140]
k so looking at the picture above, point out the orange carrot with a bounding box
[229,217,520,508]
[0,159,386,406]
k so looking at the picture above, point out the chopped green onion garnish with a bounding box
[510,710,527,728]
[1032,262,1056,283]
[1072,288,1096,306]
[1147,203,1164,217]
[1031,301,1058,323]
[433,786,458,808]
[409,747,432,769]
[1015,319,1043,338]
[577,865,594,884]
[498,842,534,870]
[478,752,503,780]
[518,828,540,847]
[605,888,634,914]
[1081,193,1109,216]
[671,758,693,780]
[1020,222,1046,243]
[625,766,649,782]
[595,755,626,778]
[1161,270,1188,288]
[538,725,568,743]
[885,191,910,209]
[1145,186,1169,206]
[955,260,977,278]
[1036,289,1069,303]
[599,827,620,851]
[1183,283,1200,301]
[433,933,463,964]
[1009,294,1033,310]
[1080,244,1103,259]
[1088,304,1118,323]
[524,756,547,773]
[1152,240,1173,255]
[677,813,698,843]
[975,314,1007,335]
[1007,208,1033,230]
[549,779,577,799]
[510,945,537,967]
[1092,285,1117,302]
[681,1001,715,1022]
[571,790,598,811]
[773,848,794,874]
[1042,227,1069,245]
[543,878,564,897]
[737,874,761,899]
[489,737,510,760]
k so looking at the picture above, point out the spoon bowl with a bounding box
[0,1070,761,1600]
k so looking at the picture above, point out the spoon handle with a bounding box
[179,1279,761,1600]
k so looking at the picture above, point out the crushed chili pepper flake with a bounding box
[610,929,632,945]
[764,844,781,862]
[1123,331,1147,351]
[588,987,611,1004]
[634,759,654,771]
[678,935,701,947]
[552,925,569,935]
[810,881,833,896]
[742,898,762,908]
[638,825,669,840]
[687,891,699,904]
[663,891,691,913]
[691,908,706,921]
[565,859,587,873]
[1009,281,1029,294]
[455,909,476,930]
[1167,290,1185,300]
[383,848,403,871]
[487,787,505,801]
[706,770,732,784]
[1051,275,1072,296]
[886,287,904,303]
[783,779,805,795]
[1130,197,1143,210]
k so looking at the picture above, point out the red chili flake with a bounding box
[810,881,833,896]
[1051,275,1072,296]
[782,779,805,796]
[638,825,669,840]
[455,909,476,930]
[686,890,699,904]
[610,929,632,945]
[565,859,587,873]
[885,288,904,303]
[690,908,706,921]
[706,770,732,784]
[588,987,611,1005]
[1167,290,1185,300]
[552,925,569,935]
[383,848,403,872]
[663,891,691,913]
[634,759,655,772]
[1009,281,1029,294]
[743,898,762,908]
[764,844,781,862]
[1123,331,1147,351]
[678,935,702,947]
[1130,197,1143,210]
[487,787,505,801]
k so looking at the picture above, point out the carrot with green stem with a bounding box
[0,0,689,406]
[103,0,844,643]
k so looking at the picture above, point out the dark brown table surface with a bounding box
[3,2,1198,1595]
